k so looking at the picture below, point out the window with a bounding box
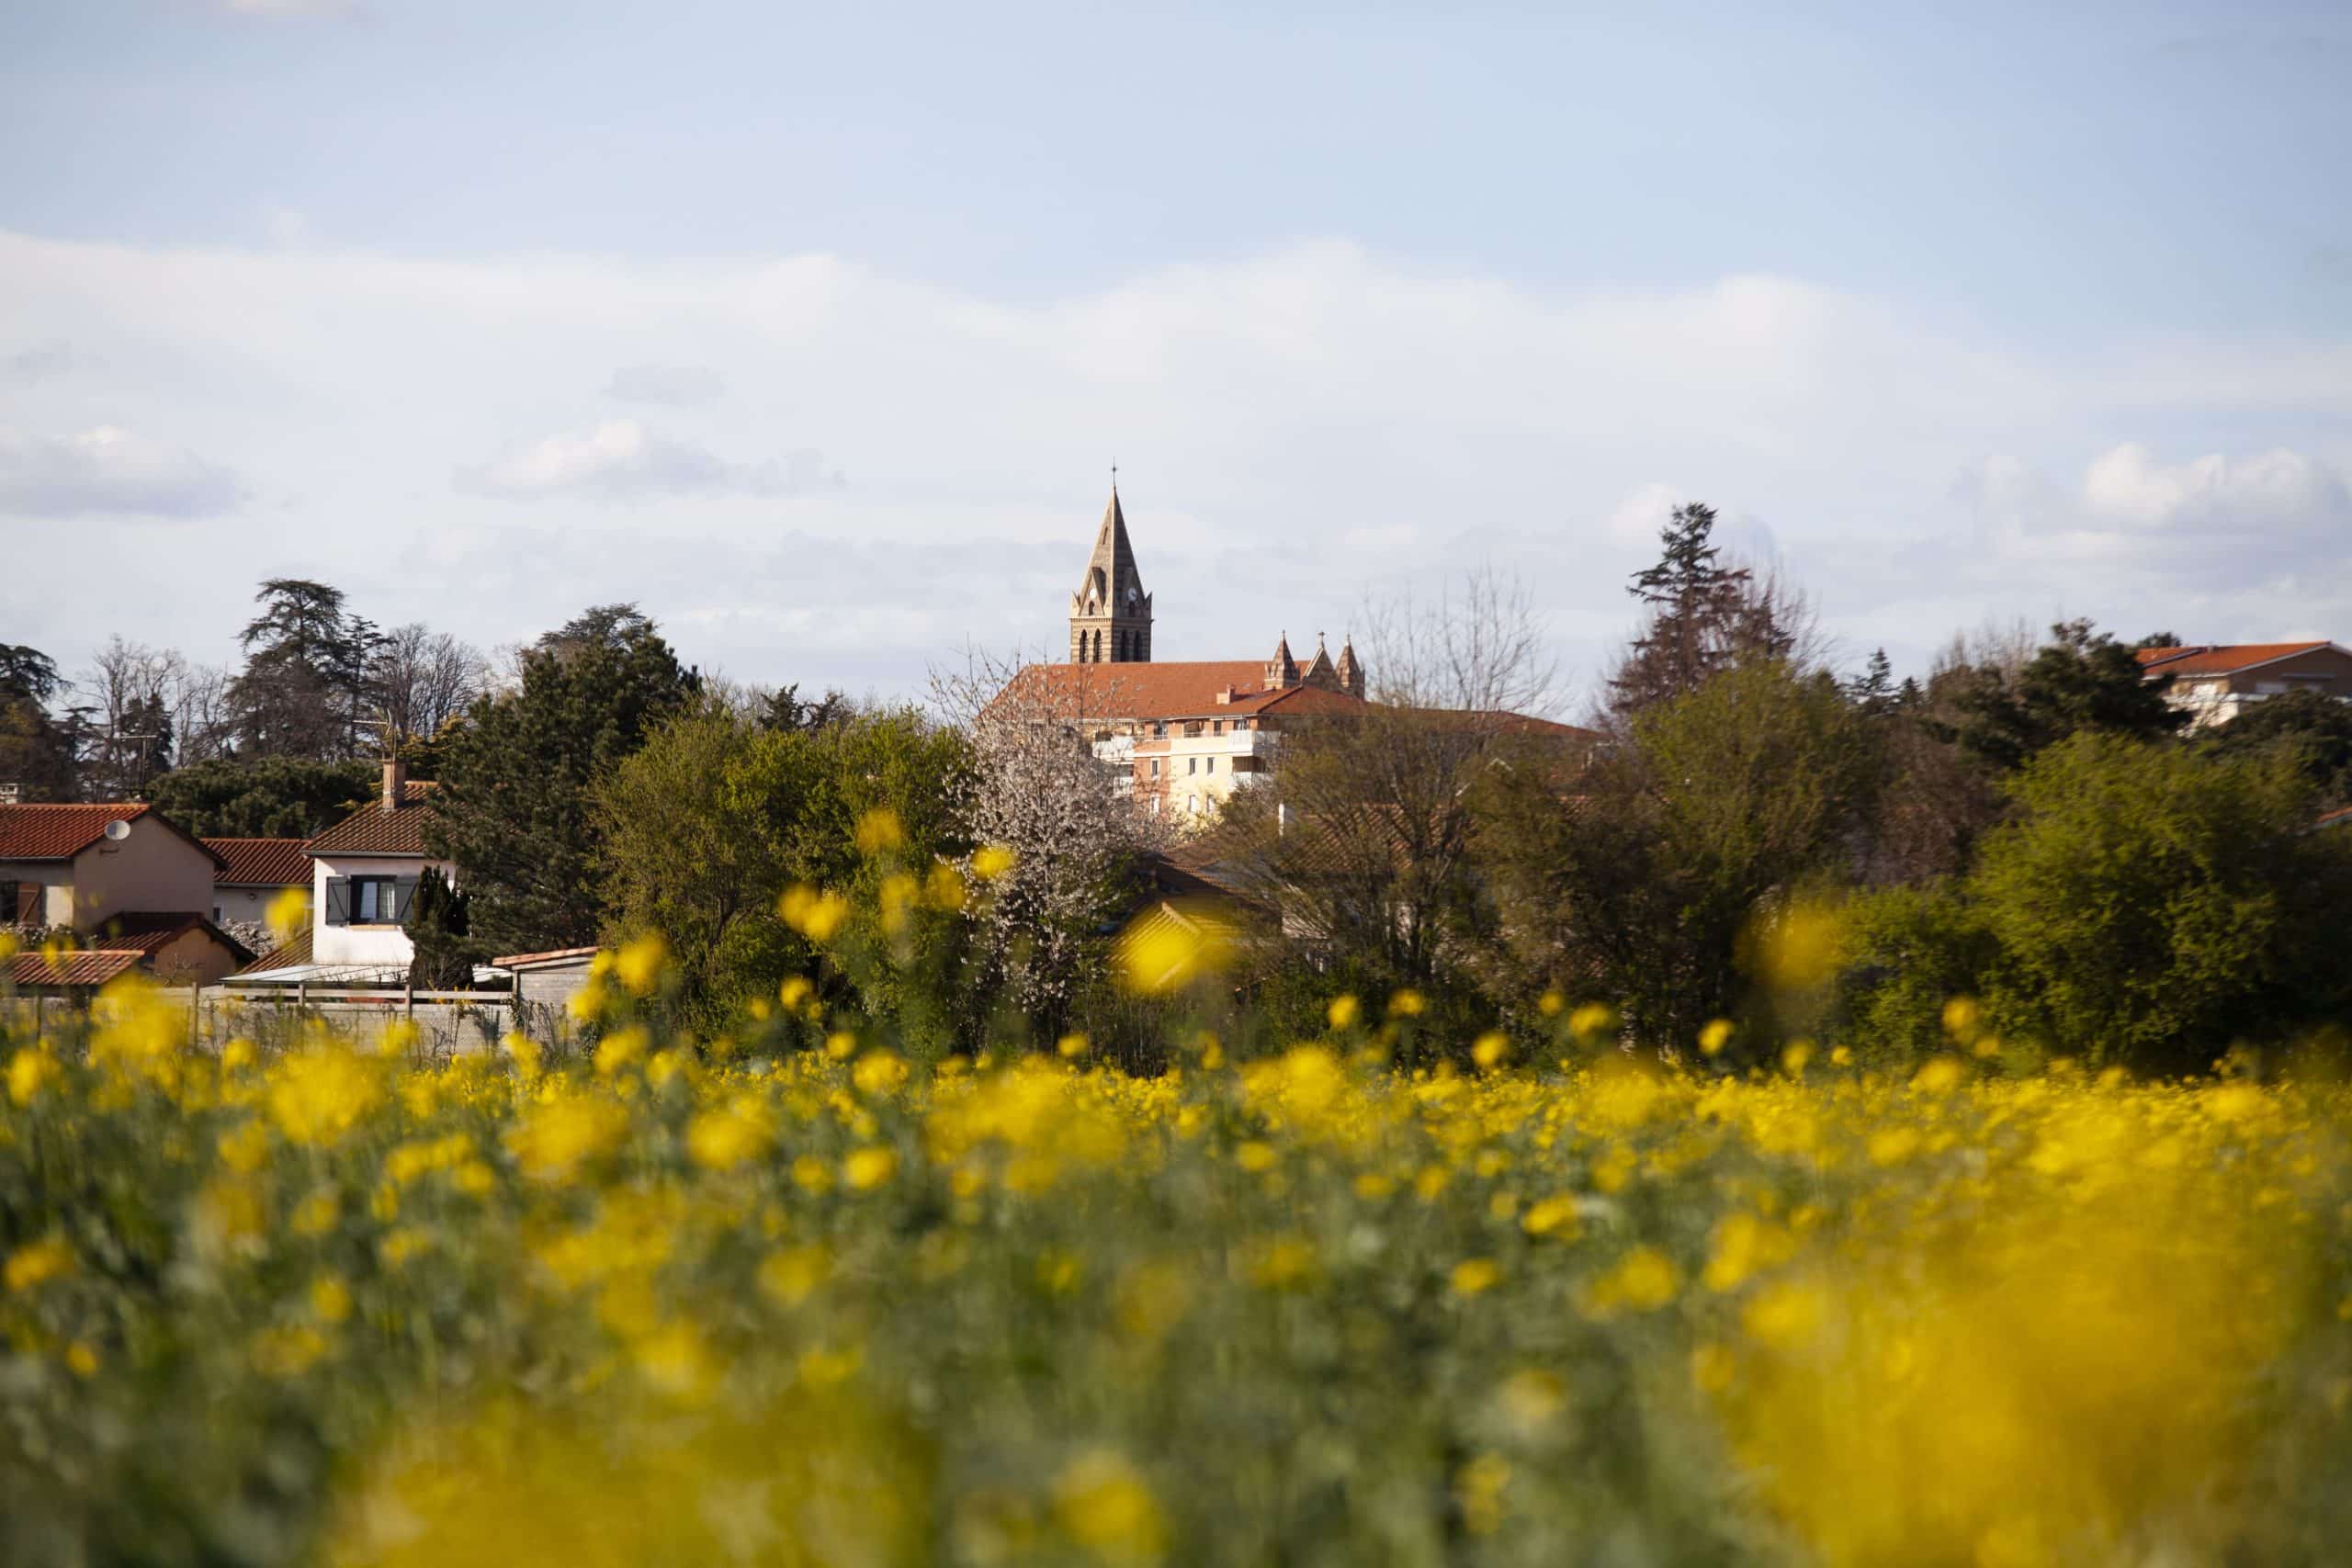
[1150,759,1160,777]
[324,874,414,926]
[2,881,42,925]
[1187,757,1197,774]
[1204,757,1215,773]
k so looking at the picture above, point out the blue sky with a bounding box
[2,0,2347,708]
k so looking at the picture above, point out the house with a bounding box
[492,946,601,1011]
[2135,641,2352,728]
[0,803,253,984]
[1,801,221,931]
[304,759,453,972]
[203,837,311,940]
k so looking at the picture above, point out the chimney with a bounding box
[382,756,406,814]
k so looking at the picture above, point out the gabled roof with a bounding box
[307,781,439,857]
[83,911,255,964]
[203,837,311,886]
[995,660,1372,724]
[492,945,601,969]
[6,950,144,988]
[0,803,224,867]
[2134,641,2340,678]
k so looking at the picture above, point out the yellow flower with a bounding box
[1057,1032,1091,1059]
[1536,989,1565,1017]
[502,1031,541,1077]
[217,1119,272,1174]
[311,1274,354,1324]
[1387,987,1426,1018]
[1054,1450,1165,1563]
[778,885,851,942]
[1471,1032,1510,1070]
[1114,908,1236,996]
[5,1235,74,1292]
[1698,1018,1735,1056]
[7,1047,61,1107]
[64,1341,99,1378]
[970,843,1017,881]
[266,1046,383,1148]
[265,886,311,944]
[507,1094,631,1184]
[759,1244,831,1307]
[1521,1195,1580,1238]
[686,1094,775,1171]
[852,1050,910,1097]
[1741,1279,1826,1349]
[1585,1246,1679,1316]
[779,975,813,1010]
[1451,1258,1502,1296]
[1235,1140,1278,1173]
[1567,1002,1617,1043]
[825,1030,859,1061]
[1327,994,1361,1031]
[925,862,967,911]
[614,932,669,998]
[594,1025,650,1077]
[844,1145,899,1190]
[853,807,906,855]
[220,1038,257,1073]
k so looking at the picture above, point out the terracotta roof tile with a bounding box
[237,927,313,974]
[307,781,439,856]
[0,802,154,860]
[81,911,254,964]
[492,945,602,968]
[203,838,311,886]
[2136,642,2335,678]
[6,950,144,988]
[996,661,1369,722]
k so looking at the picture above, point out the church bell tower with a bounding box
[1069,485,1153,663]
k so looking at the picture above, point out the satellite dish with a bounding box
[104,818,132,842]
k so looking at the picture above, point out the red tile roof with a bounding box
[0,803,153,861]
[491,945,602,969]
[0,803,224,868]
[237,927,313,975]
[203,838,311,887]
[307,781,439,857]
[2134,642,2335,677]
[2319,805,2352,831]
[995,661,1371,723]
[82,912,254,964]
[6,950,144,988]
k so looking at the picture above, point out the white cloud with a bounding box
[605,364,727,406]
[0,425,241,518]
[0,228,2346,694]
[456,420,840,502]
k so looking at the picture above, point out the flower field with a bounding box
[6,977,2352,1566]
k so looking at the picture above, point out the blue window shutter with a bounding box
[324,877,351,926]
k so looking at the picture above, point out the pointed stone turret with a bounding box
[1069,486,1153,663]
[1299,632,1338,690]
[1334,635,1365,698]
[1266,633,1299,690]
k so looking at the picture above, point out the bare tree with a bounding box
[930,643,1163,1033]
[369,624,490,754]
[171,662,236,766]
[75,637,186,796]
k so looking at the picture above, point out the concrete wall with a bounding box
[213,885,286,928]
[67,816,215,927]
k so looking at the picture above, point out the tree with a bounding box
[228,579,382,760]
[594,697,970,1027]
[1845,648,1898,718]
[1218,569,1570,1036]
[1961,732,2352,1071]
[2202,688,2352,808]
[761,682,853,734]
[1930,618,2185,772]
[73,637,184,798]
[369,624,489,754]
[427,609,698,957]
[144,757,376,838]
[1479,660,1878,1055]
[1608,503,1806,715]
[0,644,76,801]
[404,866,474,990]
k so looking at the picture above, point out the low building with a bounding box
[2136,641,2352,728]
[305,760,454,972]
[76,912,254,986]
[203,837,311,943]
[0,802,221,931]
[492,946,601,1011]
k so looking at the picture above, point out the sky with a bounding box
[2,0,2348,713]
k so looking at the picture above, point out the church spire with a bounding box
[1069,483,1153,664]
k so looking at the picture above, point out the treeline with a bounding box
[2,578,491,834]
[1225,505,2352,1076]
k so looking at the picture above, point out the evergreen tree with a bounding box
[426,608,698,954]
[0,644,76,801]
[1608,503,1792,714]
[403,865,474,990]
[145,757,376,838]
[1932,619,2186,771]
[1846,648,1898,717]
[228,579,384,760]
[760,682,852,733]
